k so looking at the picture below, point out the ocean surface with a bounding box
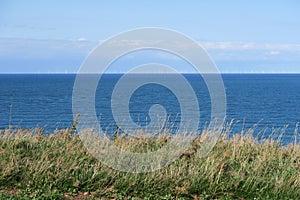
[0,74,299,144]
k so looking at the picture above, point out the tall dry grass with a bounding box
[0,124,299,199]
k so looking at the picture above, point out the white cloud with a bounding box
[1,37,300,73]
[268,51,280,55]
[77,37,88,41]
[0,38,96,58]
[200,41,300,51]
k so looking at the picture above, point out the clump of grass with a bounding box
[0,124,299,199]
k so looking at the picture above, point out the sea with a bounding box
[0,73,299,145]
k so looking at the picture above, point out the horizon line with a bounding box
[1,72,300,75]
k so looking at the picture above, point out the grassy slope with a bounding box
[0,127,299,200]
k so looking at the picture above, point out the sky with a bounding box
[0,0,300,73]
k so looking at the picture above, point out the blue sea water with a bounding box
[0,74,299,144]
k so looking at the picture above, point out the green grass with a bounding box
[0,126,299,199]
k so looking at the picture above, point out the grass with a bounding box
[0,124,299,199]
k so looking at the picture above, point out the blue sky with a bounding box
[0,0,300,73]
